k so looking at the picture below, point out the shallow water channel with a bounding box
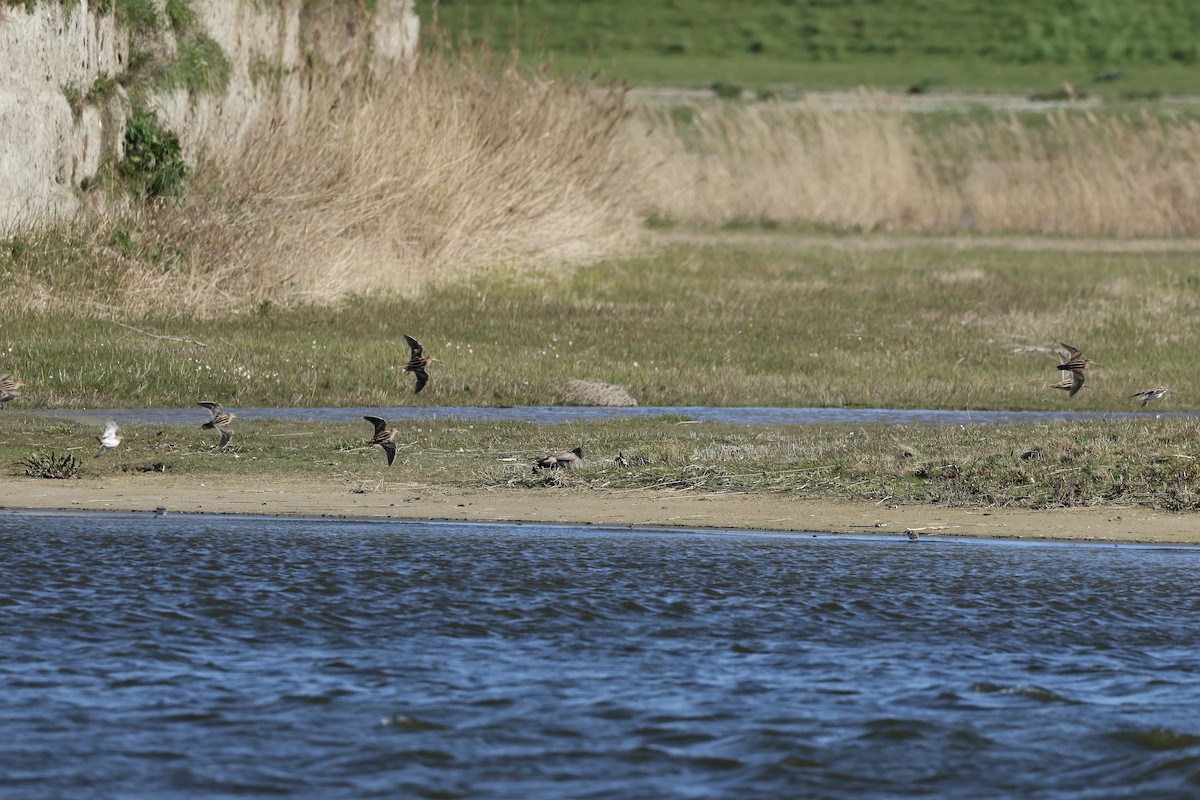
[30,404,1200,426]
[3,512,1200,798]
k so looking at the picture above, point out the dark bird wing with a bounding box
[364,415,390,436]
[217,428,234,449]
[404,335,424,360]
[197,401,223,420]
[412,367,429,394]
[381,441,397,466]
[1068,369,1086,397]
[1059,343,1082,360]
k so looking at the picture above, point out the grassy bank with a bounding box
[429,1,1200,94]
[5,414,1200,511]
[2,238,1198,410]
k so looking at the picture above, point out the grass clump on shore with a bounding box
[3,415,1200,512]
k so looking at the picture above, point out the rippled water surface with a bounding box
[3,513,1200,799]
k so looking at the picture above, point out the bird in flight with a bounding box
[197,401,236,449]
[1051,369,1088,397]
[1057,342,1099,372]
[363,415,398,465]
[1131,386,1168,407]
[403,335,438,394]
[95,421,121,457]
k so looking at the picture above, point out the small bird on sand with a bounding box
[403,335,438,395]
[1131,386,1168,407]
[1057,342,1099,372]
[534,447,587,471]
[364,415,398,466]
[95,421,121,456]
[197,401,236,449]
[0,373,23,403]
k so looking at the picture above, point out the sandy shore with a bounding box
[4,474,1200,544]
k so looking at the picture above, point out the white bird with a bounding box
[95,421,121,457]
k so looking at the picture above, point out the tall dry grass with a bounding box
[194,47,640,305]
[4,42,642,315]
[630,97,1200,237]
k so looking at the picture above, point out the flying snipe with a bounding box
[363,415,398,466]
[95,421,121,457]
[403,335,438,395]
[1051,370,1088,397]
[1057,343,1099,372]
[0,373,23,403]
[1131,386,1168,407]
[197,401,236,449]
[1054,343,1098,398]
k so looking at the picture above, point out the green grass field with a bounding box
[2,237,1198,411]
[429,1,1200,94]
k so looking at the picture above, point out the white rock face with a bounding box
[0,2,128,225]
[0,0,418,228]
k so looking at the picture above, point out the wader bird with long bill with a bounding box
[403,335,438,395]
[363,415,398,466]
[197,401,236,449]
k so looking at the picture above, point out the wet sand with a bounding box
[4,474,1200,544]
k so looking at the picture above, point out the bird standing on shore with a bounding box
[364,415,398,466]
[403,335,437,394]
[95,421,121,456]
[1131,386,1168,407]
[0,373,23,403]
[197,401,236,449]
[534,447,587,471]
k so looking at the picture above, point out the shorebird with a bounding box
[403,335,438,395]
[614,452,631,468]
[1057,342,1099,372]
[534,447,586,471]
[95,421,121,456]
[1051,369,1088,397]
[364,415,398,466]
[197,401,236,449]
[1131,386,1168,407]
[0,373,23,403]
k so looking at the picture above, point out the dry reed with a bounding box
[6,42,642,315]
[199,47,641,306]
[630,96,1200,237]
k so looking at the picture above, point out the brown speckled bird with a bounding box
[0,373,23,403]
[197,401,236,449]
[1051,370,1088,397]
[403,335,438,395]
[364,415,398,466]
[1057,342,1100,372]
[1131,386,1168,407]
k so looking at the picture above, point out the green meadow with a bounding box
[430,0,1200,95]
[2,238,1198,411]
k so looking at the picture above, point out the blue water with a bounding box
[3,513,1200,799]
[29,404,1200,427]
